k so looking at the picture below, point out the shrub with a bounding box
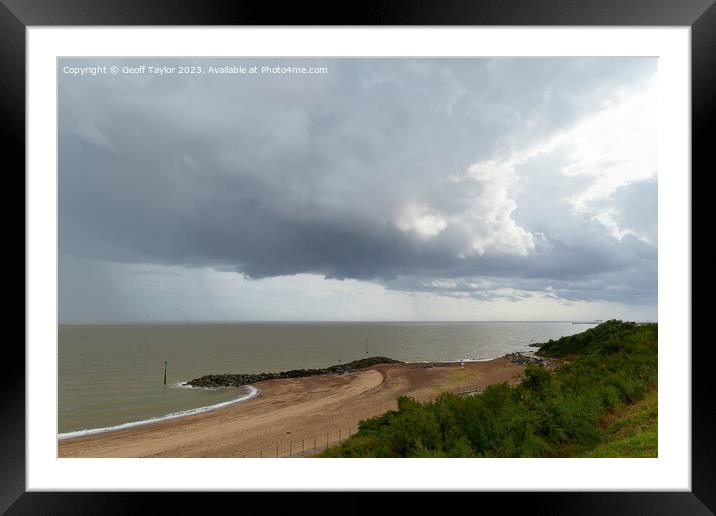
[320,320,657,458]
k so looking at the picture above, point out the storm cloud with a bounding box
[59,57,657,318]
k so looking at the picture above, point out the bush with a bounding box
[320,320,658,458]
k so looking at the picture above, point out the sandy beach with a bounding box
[58,357,525,458]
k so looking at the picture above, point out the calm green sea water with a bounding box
[58,321,596,435]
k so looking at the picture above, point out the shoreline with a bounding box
[58,385,261,441]
[58,357,527,458]
[59,356,523,439]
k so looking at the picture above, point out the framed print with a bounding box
[6,0,712,513]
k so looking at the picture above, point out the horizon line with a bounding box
[57,319,654,326]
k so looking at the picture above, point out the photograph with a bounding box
[0,0,712,510]
[57,56,659,460]
[7,7,707,510]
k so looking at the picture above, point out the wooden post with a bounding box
[289,441,292,456]
[326,432,329,447]
[302,438,305,454]
[163,361,167,385]
[314,435,317,451]
[276,443,279,458]
[339,429,342,441]
[260,449,263,458]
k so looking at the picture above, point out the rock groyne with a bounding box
[186,356,402,388]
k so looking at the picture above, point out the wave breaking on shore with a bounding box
[58,385,260,440]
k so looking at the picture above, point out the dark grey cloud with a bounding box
[59,57,657,307]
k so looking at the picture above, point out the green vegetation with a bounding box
[320,320,657,458]
[577,388,657,458]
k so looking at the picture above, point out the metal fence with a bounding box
[238,383,484,458]
[240,426,358,458]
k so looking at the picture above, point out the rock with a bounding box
[504,352,552,366]
[410,363,452,369]
[186,356,402,387]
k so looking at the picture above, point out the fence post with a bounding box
[314,435,317,451]
[339,429,341,442]
[302,438,305,454]
[289,441,292,456]
[260,449,263,458]
[326,432,329,447]
[276,443,279,458]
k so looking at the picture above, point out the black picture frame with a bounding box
[6,0,710,513]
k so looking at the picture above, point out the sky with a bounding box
[58,58,657,322]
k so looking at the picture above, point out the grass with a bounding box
[431,365,474,392]
[444,367,475,389]
[577,387,658,458]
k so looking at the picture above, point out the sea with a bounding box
[58,321,596,437]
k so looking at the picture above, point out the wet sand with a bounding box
[58,357,525,458]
